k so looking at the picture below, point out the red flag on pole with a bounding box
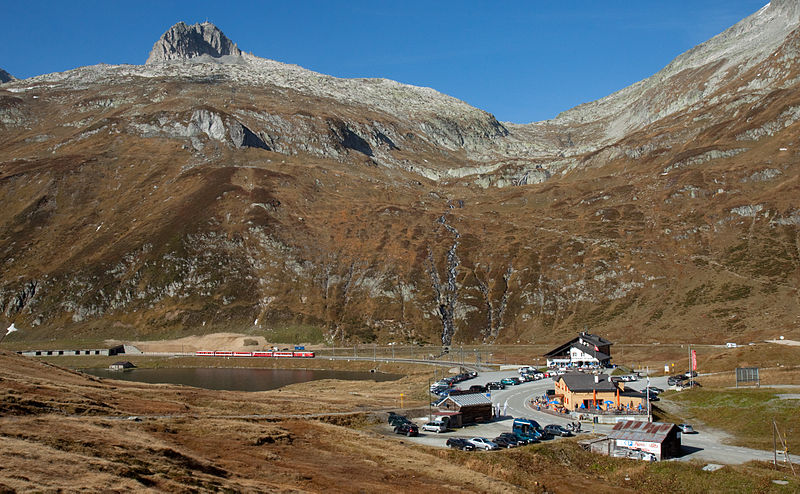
[691,350,697,371]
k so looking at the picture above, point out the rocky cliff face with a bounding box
[1,10,799,346]
[146,22,243,64]
[0,69,15,83]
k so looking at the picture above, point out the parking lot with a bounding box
[387,369,590,450]
[385,368,800,465]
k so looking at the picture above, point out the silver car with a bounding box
[421,421,448,433]
[468,437,499,450]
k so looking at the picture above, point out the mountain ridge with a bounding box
[1,5,799,346]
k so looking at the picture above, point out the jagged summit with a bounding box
[146,21,243,64]
[0,68,15,83]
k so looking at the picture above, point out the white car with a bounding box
[421,421,448,433]
[468,437,499,450]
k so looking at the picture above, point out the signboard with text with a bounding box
[616,439,660,454]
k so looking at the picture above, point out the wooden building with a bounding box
[606,420,681,460]
[553,372,645,411]
[432,410,463,428]
[437,393,493,423]
[544,332,613,367]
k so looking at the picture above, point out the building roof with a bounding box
[444,393,492,407]
[607,420,678,443]
[557,372,617,392]
[544,332,613,360]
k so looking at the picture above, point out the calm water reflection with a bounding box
[84,367,401,392]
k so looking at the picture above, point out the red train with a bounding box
[195,350,315,358]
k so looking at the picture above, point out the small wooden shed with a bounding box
[437,393,493,423]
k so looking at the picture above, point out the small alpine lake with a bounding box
[84,367,402,392]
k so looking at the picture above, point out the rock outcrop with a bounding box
[146,22,243,64]
[0,68,16,83]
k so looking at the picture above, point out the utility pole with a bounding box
[646,366,651,422]
[774,418,778,469]
[428,377,432,422]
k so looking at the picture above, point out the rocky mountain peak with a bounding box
[146,21,242,65]
[0,68,16,83]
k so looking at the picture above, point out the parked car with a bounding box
[512,418,546,441]
[643,386,663,395]
[389,416,412,428]
[678,424,695,434]
[486,381,505,390]
[667,375,687,386]
[446,438,475,451]
[393,422,419,436]
[497,432,532,445]
[685,370,698,378]
[681,381,702,389]
[422,421,448,433]
[544,424,573,437]
[468,437,499,450]
[468,384,487,393]
[388,414,410,426]
[492,435,518,448]
[500,377,521,386]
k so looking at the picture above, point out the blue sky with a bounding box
[1,0,768,123]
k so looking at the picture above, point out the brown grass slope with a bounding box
[1,28,800,347]
[2,351,800,493]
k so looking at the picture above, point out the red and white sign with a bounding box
[616,439,660,454]
[691,350,697,371]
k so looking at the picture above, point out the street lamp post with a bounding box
[428,377,433,422]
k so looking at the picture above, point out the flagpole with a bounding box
[646,366,651,422]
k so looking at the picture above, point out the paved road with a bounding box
[400,370,800,465]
